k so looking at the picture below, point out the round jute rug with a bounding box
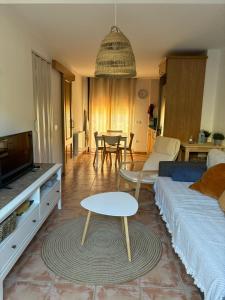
[42,217,162,285]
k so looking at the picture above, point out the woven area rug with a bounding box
[42,216,162,285]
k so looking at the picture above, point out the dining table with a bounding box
[95,132,128,167]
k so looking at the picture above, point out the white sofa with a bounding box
[154,156,225,300]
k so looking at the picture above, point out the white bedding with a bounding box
[154,177,225,300]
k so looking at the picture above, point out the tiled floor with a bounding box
[4,153,203,300]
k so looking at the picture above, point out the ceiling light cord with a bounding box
[114,0,117,27]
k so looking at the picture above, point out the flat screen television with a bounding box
[0,131,34,188]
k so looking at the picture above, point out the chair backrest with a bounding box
[94,131,101,148]
[103,135,121,149]
[107,130,123,133]
[153,136,180,159]
[128,133,135,149]
[143,136,180,171]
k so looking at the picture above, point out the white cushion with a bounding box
[153,136,180,157]
[207,149,225,168]
[143,152,173,171]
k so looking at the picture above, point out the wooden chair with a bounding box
[117,136,180,200]
[102,135,121,167]
[120,132,134,162]
[93,131,104,166]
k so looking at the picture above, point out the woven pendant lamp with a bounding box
[95,3,136,78]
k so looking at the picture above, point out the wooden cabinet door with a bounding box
[163,57,206,142]
[62,79,73,166]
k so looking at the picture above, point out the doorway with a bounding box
[52,60,75,173]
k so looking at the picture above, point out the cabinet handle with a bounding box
[11,245,17,249]
[32,219,37,223]
[46,202,50,206]
[56,190,60,193]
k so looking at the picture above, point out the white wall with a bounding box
[0,7,62,163]
[72,72,83,132]
[201,50,220,131]
[72,75,88,133]
[132,79,151,152]
[200,49,225,137]
[212,48,225,134]
[83,77,89,116]
[51,69,63,163]
[0,7,48,136]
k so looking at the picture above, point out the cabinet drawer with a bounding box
[40,182,60,220]
[0,206,39,272]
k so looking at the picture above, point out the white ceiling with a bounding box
[7,1,225,77]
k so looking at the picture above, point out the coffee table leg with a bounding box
[121,217,125,233]
[124,217,131,262]
[81,211,91,245]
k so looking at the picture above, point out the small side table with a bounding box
[179,142,225,161]
[80,192,138,262]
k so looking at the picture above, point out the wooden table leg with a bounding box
[123,217,131,262]
[124,139,127,165]
[178,149,182,161]
[117,175,121,191]
[81,211,91,245]
[184,150,190,161]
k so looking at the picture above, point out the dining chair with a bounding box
[117,136,180,200]
[102,135,121,167]
[120,132,134,162]
[93,131,104,166]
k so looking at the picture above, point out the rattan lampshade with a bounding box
[95,26,136,78]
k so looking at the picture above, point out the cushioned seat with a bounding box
[117,136,180,200]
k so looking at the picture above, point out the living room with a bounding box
[0,1,225,300]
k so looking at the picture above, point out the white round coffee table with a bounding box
[80,192,138,262]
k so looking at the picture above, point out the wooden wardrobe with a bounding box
[157,55,207,143]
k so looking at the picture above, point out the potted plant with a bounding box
[212,133,225,145]
[203,130,211,143]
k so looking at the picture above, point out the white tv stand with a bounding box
[0,163,62,300]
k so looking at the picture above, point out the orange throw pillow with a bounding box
[219,190,225,212]
[190,163,225,199]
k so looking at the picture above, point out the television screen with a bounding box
[0,131,34,188]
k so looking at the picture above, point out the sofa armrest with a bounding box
[159,161,207,177]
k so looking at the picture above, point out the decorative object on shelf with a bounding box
[138,89,148,99]
[16,200,34,216]
[95,1,136,78]
[203,130,211,143]
[198,130,205,144]
[188,136,193,144]
[199,130,211,144]
[213,133,225,145]
[0,212,16,242]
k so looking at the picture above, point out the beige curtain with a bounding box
[90,78,136,148]
[32,53,52,163]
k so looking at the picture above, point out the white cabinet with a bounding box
[40,181,60,221]
[0,164,62,300]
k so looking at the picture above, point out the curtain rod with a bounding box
[32,50,51,65]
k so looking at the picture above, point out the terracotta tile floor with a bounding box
[4,153,203,300]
